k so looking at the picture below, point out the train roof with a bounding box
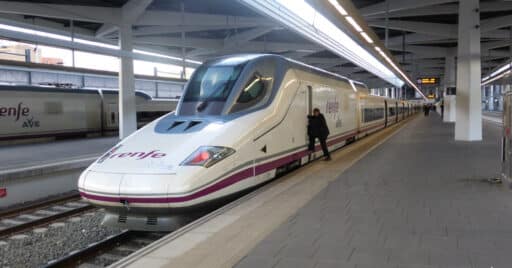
[0,84,99,95]
[204,54,369,89]
[0,84,152,99]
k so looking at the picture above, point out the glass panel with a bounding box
[183,64,244,102]
[237,75,266,103]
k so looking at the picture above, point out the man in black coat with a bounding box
[308,108,331,161]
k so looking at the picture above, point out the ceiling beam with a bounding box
[96,0,153,38]
[132,25,244,36]
[0,13,95,37]
[385,33,449,46]
[224,27,276,48]
[366,4,458,19]
[388,45,448,57]
[482,40,512,51]
[136,11,274,27]
[359,0,457,17]
[0,1,120,24]
[481,14,512,32]
[133,35,319,52]
[185,27,277,58]
[366,2,512,19]
[368,19,457,38]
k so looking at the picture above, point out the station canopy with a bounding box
[0,0,511,88]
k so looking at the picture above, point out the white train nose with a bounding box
[80,170,197,208]
[80,171,122,197]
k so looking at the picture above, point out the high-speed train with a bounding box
[0,85,179,143]
[78,54,419,230]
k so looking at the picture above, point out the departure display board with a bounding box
[417,77,438,85]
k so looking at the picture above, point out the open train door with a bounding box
[307,85,313,116]
[306,85,313,161]
[384,100,388,127]
[106,103,118,130]
[395,102,399,123]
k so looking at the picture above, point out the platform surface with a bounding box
[236,115,506,268]
[0,137,118,170]
[482,111,503,124]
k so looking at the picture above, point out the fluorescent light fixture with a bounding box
[360,32,373,43]
[0,23,71,41]
[374,45,427,99]
[238,0,404,87]
[491,63,511,77]
[0,23,202,65]
[328,0,348,16]
[345,16,363,32]
[482,70,511,86]
[482,62,511,84]
[75,38,117,49]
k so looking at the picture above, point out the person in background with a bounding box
[423,104,430,116]
[440,101,445,118]
[308,108,331,161]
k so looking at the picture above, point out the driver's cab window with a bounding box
[230,73,272,113]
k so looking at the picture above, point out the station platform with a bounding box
[0,137,118,207]
[0,137,118,171]
[482,111,503,124]
[114,115,506,268]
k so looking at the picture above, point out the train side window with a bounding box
[237,74,266,103]
[363,107,384,122]
[230,73,272,113]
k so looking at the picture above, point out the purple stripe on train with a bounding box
[80,123,384,204]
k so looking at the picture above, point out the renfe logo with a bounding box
[97,145,167,164]
[109,150,167,160]
[0,102,30,121]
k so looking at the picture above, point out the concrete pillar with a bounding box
[118,23,137,139]
[443,49,456,122]
[455,0,482,141]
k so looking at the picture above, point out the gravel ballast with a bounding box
[0,210,122,268]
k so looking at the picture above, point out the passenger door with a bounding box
[106,103,118,129]
[306,85,313,143]
[384,100,388,127]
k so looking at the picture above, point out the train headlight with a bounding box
[181,146,235,168]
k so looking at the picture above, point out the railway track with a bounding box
[0,192,95,238]
[45,230,168,268]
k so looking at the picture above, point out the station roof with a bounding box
[352,0,512,80]
[0,0,510,89]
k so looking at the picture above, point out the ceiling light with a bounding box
[345,16,363,32]
[360,32,373,43]
[0,23,203,66]
[238,0,404,87]
[328,0,348,16]
[482,70,511,86]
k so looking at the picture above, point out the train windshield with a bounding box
[178,62,246,116]
[183,64,244,102]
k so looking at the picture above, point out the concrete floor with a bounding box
[237,115,507,268]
